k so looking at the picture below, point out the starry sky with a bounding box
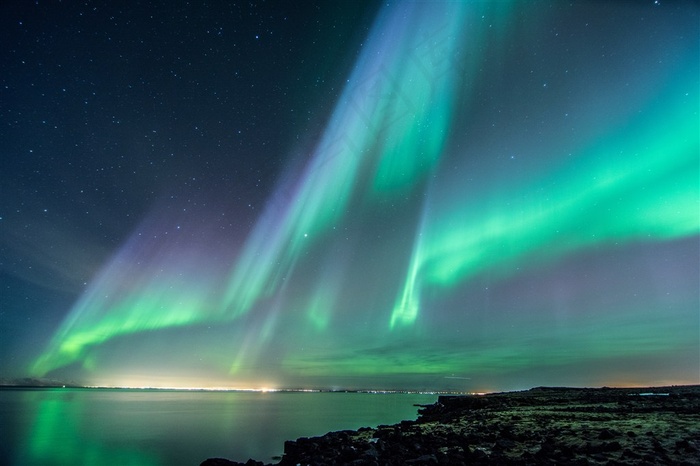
[1,0,698,392]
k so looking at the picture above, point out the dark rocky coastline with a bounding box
[201,385,700,465]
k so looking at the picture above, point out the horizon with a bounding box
[2,376,697,396]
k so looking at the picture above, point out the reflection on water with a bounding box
[20,389,162,466]
[0,388,436,466]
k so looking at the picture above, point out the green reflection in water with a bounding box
[21,389,161,466]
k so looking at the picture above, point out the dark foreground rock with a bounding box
[201,385,700,465]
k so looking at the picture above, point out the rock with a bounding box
[203,385,700,466]
[600,441,622,451]
[598,428,617,439]
[405,454,438,464]
[200,459,255,466]
[493,437,516,451]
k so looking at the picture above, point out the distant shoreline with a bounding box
[0,384,468,395]
[3,382,695,395]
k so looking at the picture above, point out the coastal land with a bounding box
[202,385,700,465]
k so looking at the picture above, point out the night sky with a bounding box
[1,1,698,392]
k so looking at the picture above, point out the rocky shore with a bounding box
[201,385,700,465]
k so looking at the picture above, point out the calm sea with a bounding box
[0,388,437,466]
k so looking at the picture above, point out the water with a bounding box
[0,388,437,466]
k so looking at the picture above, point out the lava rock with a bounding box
[203,385,700,466]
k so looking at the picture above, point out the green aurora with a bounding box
[23,1,699,390]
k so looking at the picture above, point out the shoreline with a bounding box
[202,385,700,465]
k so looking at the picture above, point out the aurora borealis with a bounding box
[1,1,698,391]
